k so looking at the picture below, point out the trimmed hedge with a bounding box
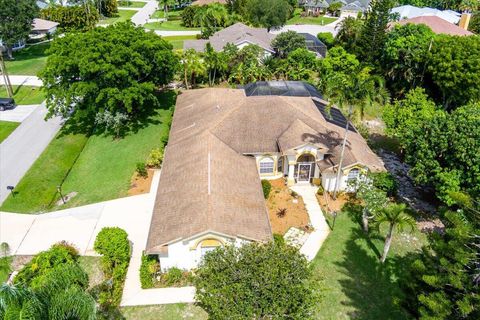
[140,253,159,289]
[261,180,272,199]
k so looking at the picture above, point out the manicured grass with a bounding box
[100,9,137,25]
[311,206,426,319]
[0,86,45,105]
[287,8,337,26]
[0,133,89,213]
[0,92,175,213]
[144,20,199,31]
[121,304,207,319]
[163,35,197,50]
[4,42,50,76]
[117,0,145,8]
[0,121,20,143]
[152,8,183,19]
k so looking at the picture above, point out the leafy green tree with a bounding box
[182,49,206,89]
[317,32,334,48]
[382,23,435,97]
[334,16,363,52]
[99,0,118,17]
[181,5,198,27]
[402,209,479,320]
[427,35,480,109]
[374,203,415,263]
[469,11,480,33]
[204,43,227,86]
[226,0,248,16]
[193,3,231,38]
[246,0,291,31]
[327,1,342,16]
[271,30,305,58]
[228,44,271,84]
[284,48,317,81]
[356,0,395,62]
[383,87,437,148]
[40,5,100,32]
[195,242,316,319]
[0,0,38,58]
[40,22,178,134]
[94,227,131,275]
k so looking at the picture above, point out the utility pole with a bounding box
[0,50,14,98]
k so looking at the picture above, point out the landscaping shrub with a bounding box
[146,148,163,168]
[140,252,159,289]
[371,172,398,197]
[317,32,334,48]
[15,242,79,285]
[261,180,272,199]
[181,5,198,27]
[164,267,183,286]
[136,162,148,178]
[317,184,324,195]
[40,5,99,32]
[273,233,285,246]
[94,227,131,307]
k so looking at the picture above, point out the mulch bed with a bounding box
[128,169,154,196]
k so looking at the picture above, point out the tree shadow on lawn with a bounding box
[59,90,177,139]
[335,222,419,319]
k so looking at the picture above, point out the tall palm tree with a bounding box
[324,67,388,198]
[375,203,416,263]
[182,49,206,89]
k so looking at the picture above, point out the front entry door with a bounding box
[297,164,311,182]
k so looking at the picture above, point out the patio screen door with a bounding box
[297,164,311,182]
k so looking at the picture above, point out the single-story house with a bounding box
[183,22,276,56]
[146,81,384,270]
[390,16,473,36]
[391,5,461,24]
[30,18,59,39]
[300,0,370,17]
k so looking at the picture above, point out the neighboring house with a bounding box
[0,18,58,53]
[146,81,384,269]
[391,5,461,24]
[30,18,59,40]
[183,23,276,56]
[191,0,226,5]
[300,0,370,17]
[391,16,473,36]
[300,33,328,58]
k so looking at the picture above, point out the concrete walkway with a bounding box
[151,30,201,37]
[290,185,330,261]
[0,104,62,205]
[0,105,38,122]
[271,18,344,37]
[131,0,158,26]
[0,75,42,87]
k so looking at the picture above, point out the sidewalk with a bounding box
[131,0,158,26]
[290,185,330,261]
[0,75,42,87]
[0,103,62,205]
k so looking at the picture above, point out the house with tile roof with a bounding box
[390,16,473,36]
[146,81,384,270]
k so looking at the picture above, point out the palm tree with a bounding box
[182,49,206,89]
[375,203,416,263]
[324,67,388,198]
[335,16,363,51]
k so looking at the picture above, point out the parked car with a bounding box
[0,98,16,111]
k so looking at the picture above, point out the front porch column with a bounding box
[287,162,295,186]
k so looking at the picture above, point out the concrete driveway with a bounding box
[271,18,344,37]
[0,75,42,87]
[0,105,38,122]
[0,104,62,205]
[131,0,158,26]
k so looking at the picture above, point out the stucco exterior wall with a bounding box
[159,233,250,271]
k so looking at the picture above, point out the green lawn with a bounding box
[287,9,337,26]
[0,121,20,143]
[0,92,175,213]
[0,86,45,105]
[144,20,199,31]
[311,206,426,319]
[4,42,50,76]
[121,304,207,319]
[100,9,137,25]
[152,9,183,19]
[163,35,197,50]
[117,0,145,8]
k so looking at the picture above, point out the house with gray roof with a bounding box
[146,81,384,270]
[300,0,370,16]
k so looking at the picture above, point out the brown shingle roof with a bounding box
[183,23,276,52]
[391,16,473,36]
[32,18,59,32]
[146,87,384,251]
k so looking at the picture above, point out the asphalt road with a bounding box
[0,104,62,205]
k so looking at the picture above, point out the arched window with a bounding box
[347,168,360,182]
[259,157,274,174]
[297,153,315,163]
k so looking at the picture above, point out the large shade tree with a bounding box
[245,0,291,31]
[0,0,38,58]
[195,242,316,319]
[40,22,179,135]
